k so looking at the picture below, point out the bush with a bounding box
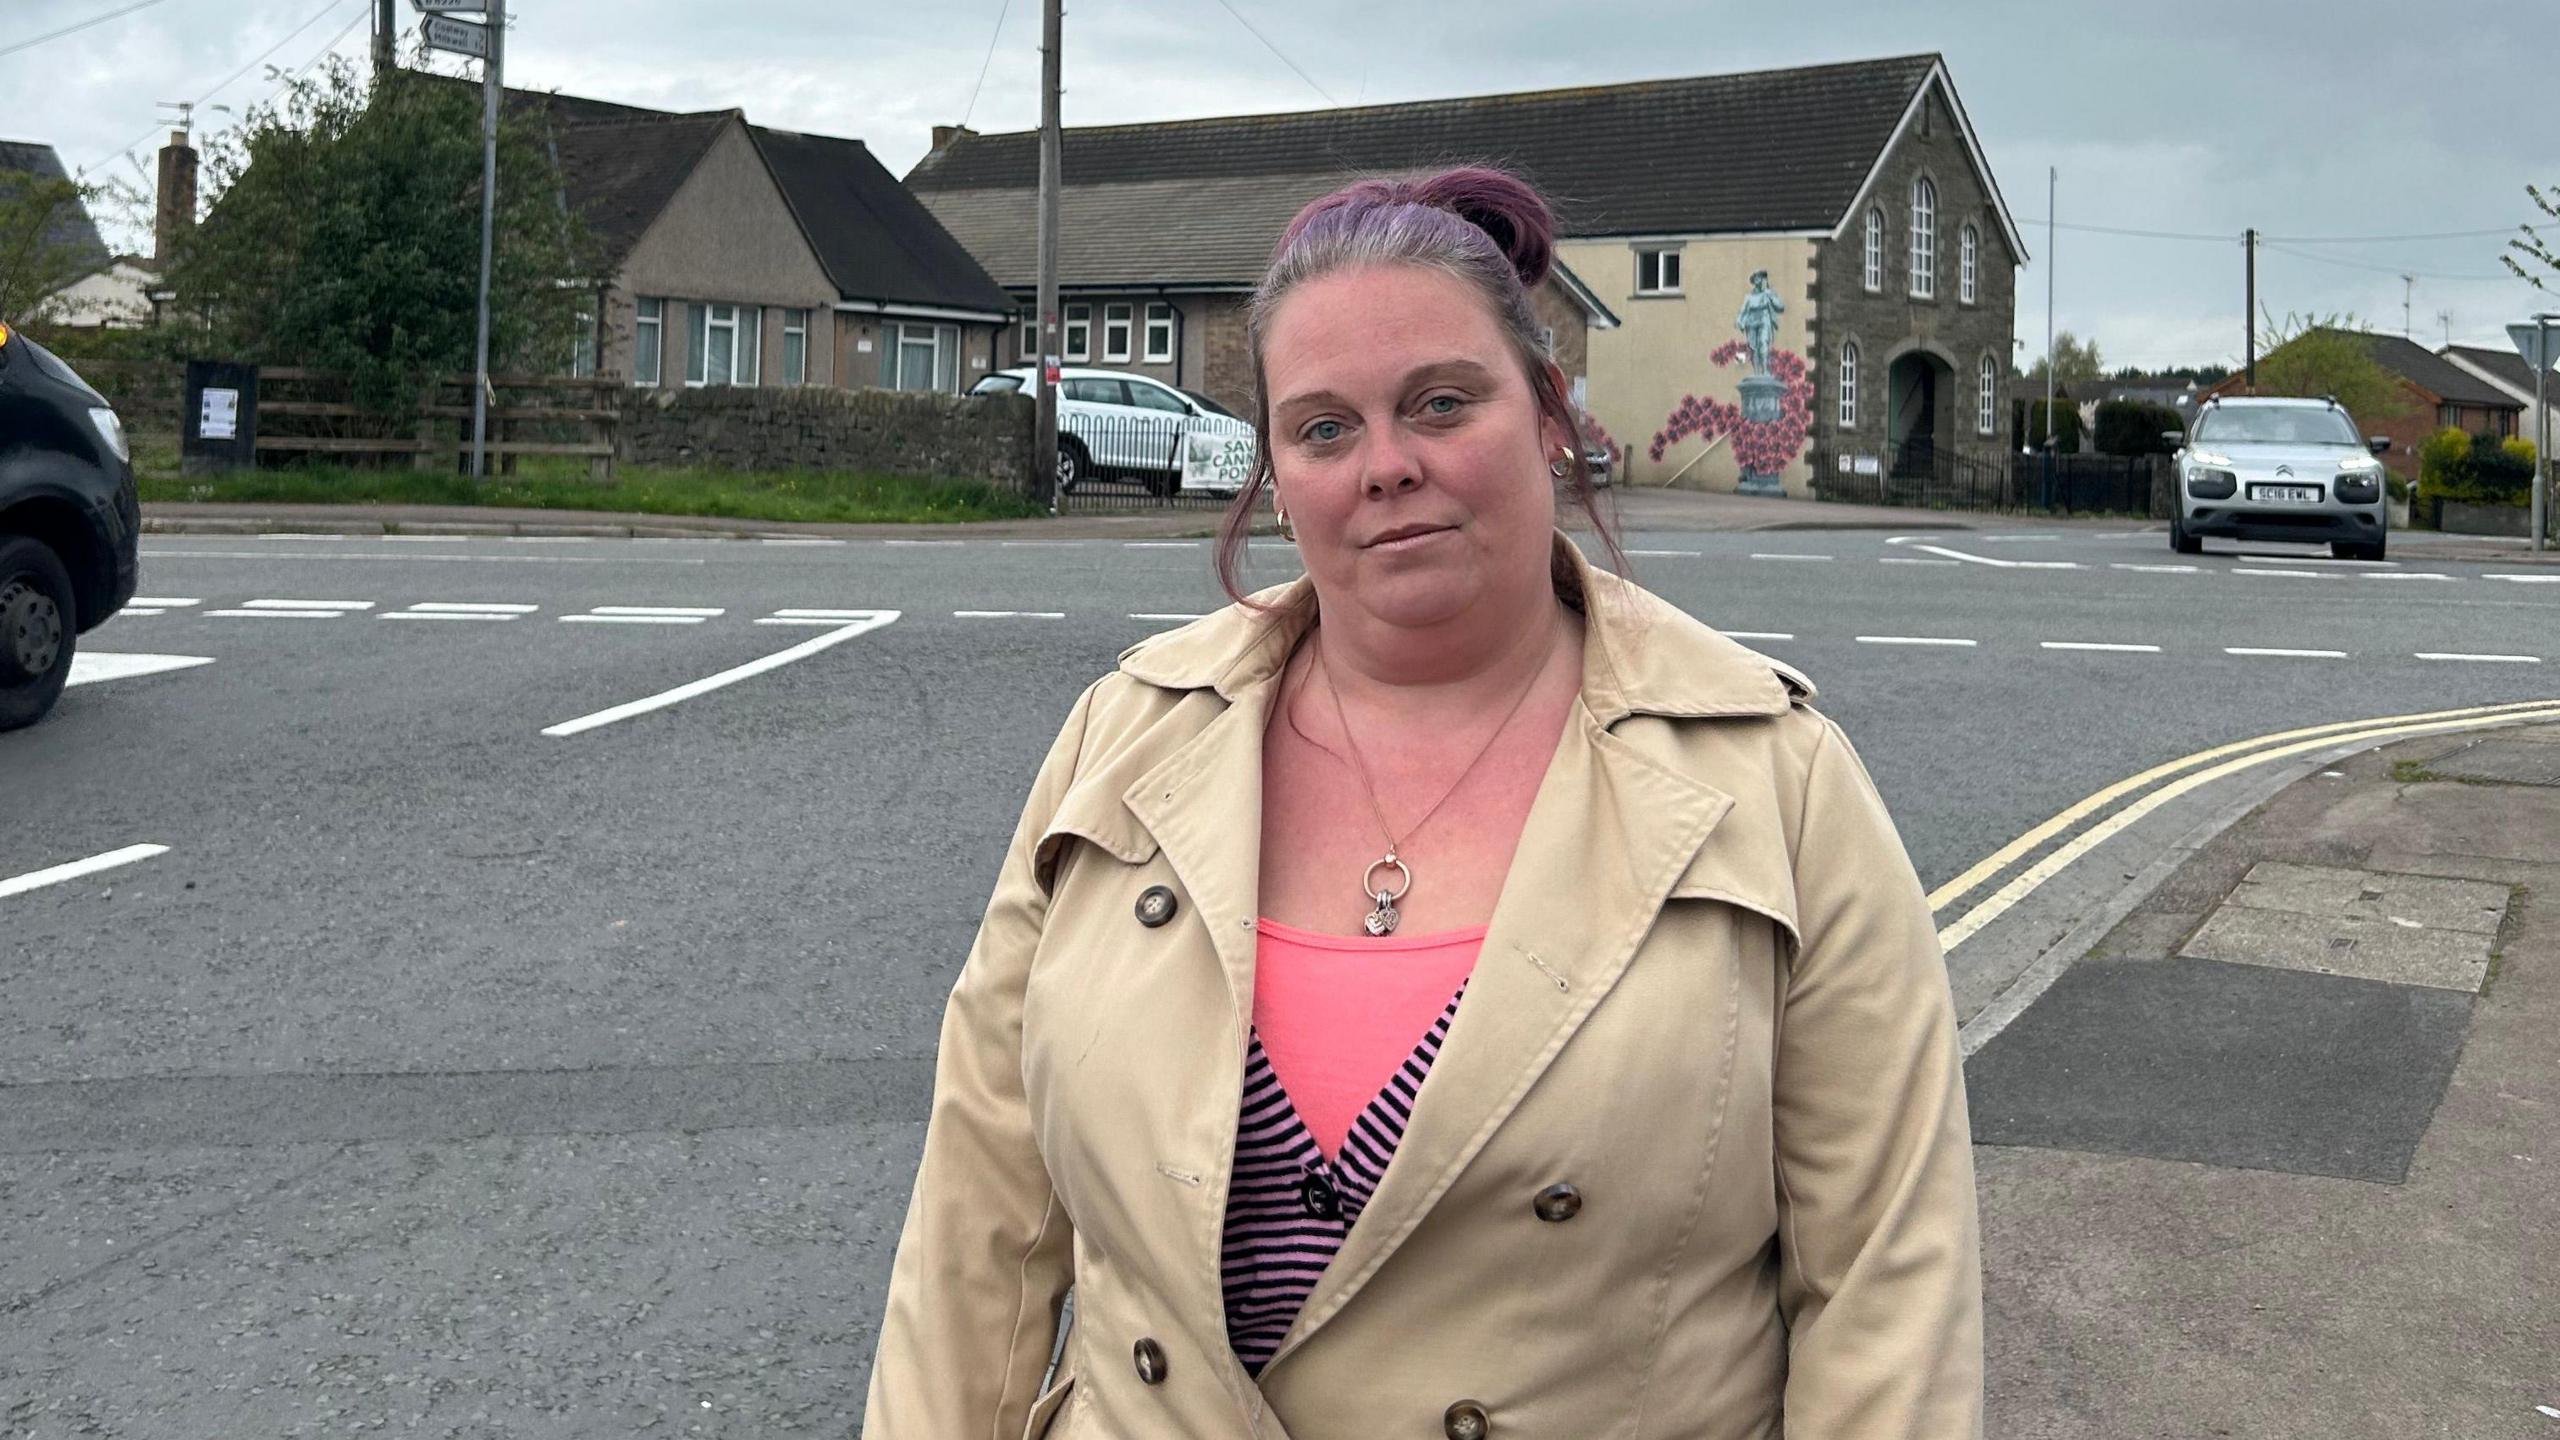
[2025,398,2083,454]
[2094,399,2186,456]
[2418,426,2533,506]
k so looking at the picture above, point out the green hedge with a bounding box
[2418,426,2535,506]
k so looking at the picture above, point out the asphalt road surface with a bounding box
[4,524,2556,1435]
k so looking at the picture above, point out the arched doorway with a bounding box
[1888,349,1955,480]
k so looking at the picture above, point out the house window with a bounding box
[1143,302,1174,363]
[1863,208,1885,292]
[1978,354,1997,435]
[1635,248,1682,295]
[1020,318,1038,361]
[882,321,961,393]
[782,308,808,386]
[1064,304,1090,362]
[687,302,761,387]
[1909,177,1937,299]
[1959,224,1979,305]
[1102,302,1133,362]
[633,297,663,387]
[570,305,597,378]
[1839,341,1860,429]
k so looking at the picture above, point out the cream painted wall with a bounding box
[1559,234,1820,494]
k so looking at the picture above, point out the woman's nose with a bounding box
[1360,430,1424,498]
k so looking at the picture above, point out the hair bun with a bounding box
[1408,167,1555,291]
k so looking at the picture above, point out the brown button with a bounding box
[1444,1400,1491,1440]
[1133,1337,1168,1385]
[1533,1183,1582,1223]
[1135,886,1179,928]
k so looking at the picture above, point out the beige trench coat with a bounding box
[863,537,1982,1440]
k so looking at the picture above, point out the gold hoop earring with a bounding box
[1274,507,1296,542]
[1549,445,1574,480]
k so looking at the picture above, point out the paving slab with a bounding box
[2181,904,2494,992]
[2418,737,2560,787]
[2219,859,2511,933]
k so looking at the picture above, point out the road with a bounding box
[4,523,2556,1434]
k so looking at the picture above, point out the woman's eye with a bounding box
[1424,395,1463,417]
[1304,419,1344,443]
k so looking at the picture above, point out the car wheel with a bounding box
[1056,438,1090,495]
[0,536,77,732]
[2170,516,2202,554]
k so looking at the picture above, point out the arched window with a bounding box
[1978,354,1998,435]
[1960,223,1979,304]
[1909,177,1937,299]
[1839,341,1861,429]
[1863,207,1885,292]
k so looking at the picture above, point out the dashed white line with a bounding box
[2236,553,2391,568]
[401,602,539,614]
[757,538,846,546]
[143,549,704,565]
[1856,635,1978,647]
[886,539,963,547]
[588,606,725,617]
[1880,557,1962,566]
[1130,612,1207,622]
[1626,549,1702,558]
[2226,647,2347,658]
[381,535,471,544]
[503,535,596,543]
[2484,573,2560,583]
[542,611,900,737]
[1723,631,1795,641]
[206,608,339,619]
[2041,641,2163,653]
[118,608,167,617]
[560,614,705,625]
[256,532,348,540]
[1001,540,1089,548]
[1749,553,1835,562]
[2112,563,2199,573]
[129,597,199,607]
[382,611,518,621]
[0,843,169,900]
[2415,652,2542,664]
[1978,534,2062,543]
[243,599,374,611]
[2362,571,2454,581]
[1125,542,1200,549]
[954,610,1067,619]
[2230,568,2332,579]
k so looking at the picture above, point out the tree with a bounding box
[0,170,107,323]
[2509,182,2556,291]
[165,56,593,412]
[2025,331,2104,384]
[2246,312,2414,429]
[2094,399,2185,456]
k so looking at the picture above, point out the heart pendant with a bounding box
[1364,899,1401,936]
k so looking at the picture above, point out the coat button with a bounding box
[1133,1337,1168,1385]
[1533,1183,1583,1223]
[1134,885,1179,928]
[1443,1400,1491,1439]
[1298,1169,1342,1221]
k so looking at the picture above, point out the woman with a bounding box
[863,167,1982,1439]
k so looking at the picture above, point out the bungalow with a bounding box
[2212,330,2522,478]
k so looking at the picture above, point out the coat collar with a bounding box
[1115,532,1814,725]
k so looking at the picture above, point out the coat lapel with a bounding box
[1256,699,1735,1374]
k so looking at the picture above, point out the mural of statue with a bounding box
[1736,270,1784,375]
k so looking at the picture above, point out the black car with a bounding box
[0,321,140,730]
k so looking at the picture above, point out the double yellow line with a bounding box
[1931,697,2560,953]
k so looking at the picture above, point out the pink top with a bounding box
[1251,917,1487,1162]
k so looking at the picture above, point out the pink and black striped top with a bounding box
[1222,960,1471,1376]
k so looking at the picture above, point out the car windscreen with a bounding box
[2194,406,2358,446]
[1181,389,1238,418]
[969,375,1023,396]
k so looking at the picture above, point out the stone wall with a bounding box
[620,385,1034,488]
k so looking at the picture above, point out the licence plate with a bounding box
[2252,484,2322,503]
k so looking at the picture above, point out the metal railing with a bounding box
[1820,445,2163,517]
[1051,414,1254,513]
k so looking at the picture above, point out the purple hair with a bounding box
[1215,166,1621,603]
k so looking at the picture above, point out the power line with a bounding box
[0,0,182,61]
[81,0,356,173]
[1207,0,1334,104]
[958,0,1012,130]
[2014,217,2237,243]
[2018,216,2522,247]
[2259,239,2514,284]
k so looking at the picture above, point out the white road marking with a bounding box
[402,602,539,614]
[2041,641,2162,653]
[954,610,1067,619]
[117,608,166,617]
[1978,533,2061,542]
[2484,573,2560,583]
[1749,553,1835,562]
[0,843,170,900]
[589,606,724,617]
[2236,553,2393,568]
[1130,612,1207,621]
[560,614,704,625]
[1723,631,1795,641]
[2226,647,2347,658]
[886,539,962,547]
[383,612,516,621]
[2112,562,2199,573]
[206,608,338,619]
[1626,549,1702,558]
[1903,543,2078,569]
[1880,557,1962,566]
[65,652,214,687]
[243,599,374,611]
[1001,540,1089,547]
[1125,541,1199,549]
[129,597,199,607]
[142,550,705,566]
[757,538,846,546]
[2230,568,2333,579]
[1857,635,1977,647]
[2415,652,2542,664]
[257,532,347,540]
[756,617,855,626]
[503,535,595,543]
[381,535,471,543]
[542,611,900,737]
[771,608,886,619]
[2363,571,2454,581]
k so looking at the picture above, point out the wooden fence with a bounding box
[252,369,621,478]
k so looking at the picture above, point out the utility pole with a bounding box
[2438,310,2453,348]
[2400,274,2414,340]
[2042,165,2055,495]
[2242,226,2263,389]
[1032,0,1062,512]
[2538,313,2552,553]
[373,0,395,79]
[468,0,503,478]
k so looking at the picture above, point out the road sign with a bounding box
[411,0,489,11]
[422,13,490,58]
[2510,320,2559,372]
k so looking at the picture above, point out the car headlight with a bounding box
[2186,450,2233,469]
[88,407,129,464]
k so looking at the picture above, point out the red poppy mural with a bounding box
[1648,339,1816,490]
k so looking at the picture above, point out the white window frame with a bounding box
[1020,319,1037,361]
[782,307,808,386]
[1959,224,1979,305]
[689,302,760,387]
[633,297,663,388]
[1909,177,1937,300]
[1142,302,1174,363]
[1978,354,1998,436]
[1635,247,1682,296]
[570,304,597,378]
[1102,302,1133,363]
[884,321,962,393]
[1063,303,1091,362]
[1863,208,1885,293]
[1838,341,1859,429]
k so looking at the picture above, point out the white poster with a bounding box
[200,387,239,441]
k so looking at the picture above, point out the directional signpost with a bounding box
[416,0,502,478]
[2512,317,2556,552]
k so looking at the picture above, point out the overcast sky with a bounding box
[11,0,2556,371]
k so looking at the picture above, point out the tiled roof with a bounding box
[748,127,1009,314]
[0,140,110,278]
[2441,342,2557,402]
[2361,332,2520,408]
[544,112,733,268]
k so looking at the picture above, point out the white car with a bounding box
[971,366,1258,497]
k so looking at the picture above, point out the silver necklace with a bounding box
[1312,626,1551,936]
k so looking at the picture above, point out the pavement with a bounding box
[1973,719,2560,1438]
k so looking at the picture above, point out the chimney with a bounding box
[153,129,197,266]
[930,124,976,153]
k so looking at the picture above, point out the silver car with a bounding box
[2168,396,2393,560]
